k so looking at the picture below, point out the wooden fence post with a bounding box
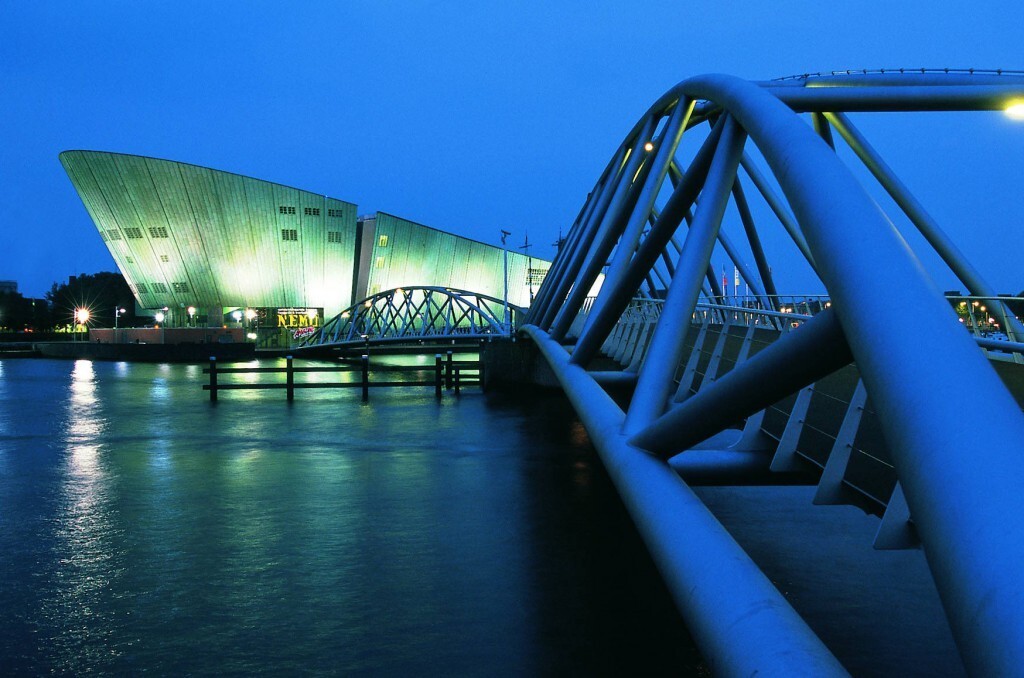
[435,354,443,398]
[209,356,218,402]
[286,355,294,401]
[361,354,369,401]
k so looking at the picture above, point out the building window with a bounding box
[148,226,169,238]
[126,257,134,264]
[281,229,298,242]
[378,234,389,247]
[328,208,344,218]
[279,205,296,215]
[304,207,321,216]
[100,232,108,242]
[327,231,343,243]
[375,256,385,269]
[136,283,148,294]
[172,282,189,293]
[160,254,170,262]
[107,229,122,241]
[152,282,168,293]
[124,227,143,239]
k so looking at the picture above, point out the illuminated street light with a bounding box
[245,308,257,321]
[643,141,655,152]
[74,308,90,341]
[155,311,165,323]
[1005,102,1024,120]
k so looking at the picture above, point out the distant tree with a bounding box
[46,272,136,328]
[0,291,53,332]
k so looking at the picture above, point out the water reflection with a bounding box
[2,359,700,674]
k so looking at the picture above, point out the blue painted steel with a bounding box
[526,71,1024,674]
[623,116,746,435]
[523,325,847,677]
[297,286,518,349]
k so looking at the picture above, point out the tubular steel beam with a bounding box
[731,178,779,303]
[590,100,693,324]
[523,324,847,677]
[824,111,1024,341]
[629,309,852,458]
[765,84,1024,112]
[569,119,725,366]
[738,154,817,271]
[623,116,746,435]
[550,118,658,338]
[678,73,1024,676]
[537,145,630,330]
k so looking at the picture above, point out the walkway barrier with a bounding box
[203,352,483,402]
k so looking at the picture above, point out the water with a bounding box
[0,358,700,675]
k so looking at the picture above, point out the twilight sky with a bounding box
[2,1,1023,298]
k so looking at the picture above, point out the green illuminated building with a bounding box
[60,151,549,328]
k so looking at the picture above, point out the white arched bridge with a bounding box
[517,70,1024,676]
[295,286,523,350]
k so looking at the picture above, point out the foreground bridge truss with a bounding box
[296,286,522,349]
[524,71,1024,675]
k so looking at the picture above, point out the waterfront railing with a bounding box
[203,352,482,402]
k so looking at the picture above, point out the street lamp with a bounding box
[187,306,196,327]
[114,306,126,328]
[1005,102,1024,120]
[74,308,89,340]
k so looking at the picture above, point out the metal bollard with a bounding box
[446,351,453,389]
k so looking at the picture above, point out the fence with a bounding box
[203,352,483,402]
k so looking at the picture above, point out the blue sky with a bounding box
[2,1,1023,298]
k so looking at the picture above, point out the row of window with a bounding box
[105,227,351,249]
[282,229,348,243]
[278,206,348,218]
[135,281,190,295]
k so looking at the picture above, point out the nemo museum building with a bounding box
[59,151,549,344]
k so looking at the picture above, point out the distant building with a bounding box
[60,151,549,330]
[0,281,17,294]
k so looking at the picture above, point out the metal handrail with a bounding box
[772,67,1024,82]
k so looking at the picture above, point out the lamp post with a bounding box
[114,307,126,343]
[74,308,89,341]
[500,229,511,335]
[519,232,534,305]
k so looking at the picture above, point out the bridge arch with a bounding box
[526,71,1024,675]
[295,286,523,349]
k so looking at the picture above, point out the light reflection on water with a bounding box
[0,358,697,675]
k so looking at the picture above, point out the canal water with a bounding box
[0,358,963,675]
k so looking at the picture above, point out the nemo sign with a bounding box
[276,308,320,328]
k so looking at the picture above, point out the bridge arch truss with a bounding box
[525,71,1024,675]
[296,286,521,349]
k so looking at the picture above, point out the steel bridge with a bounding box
[522,71,1024,676]
[295,286,523,350]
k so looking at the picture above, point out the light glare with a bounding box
[1005,103,1024,120]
